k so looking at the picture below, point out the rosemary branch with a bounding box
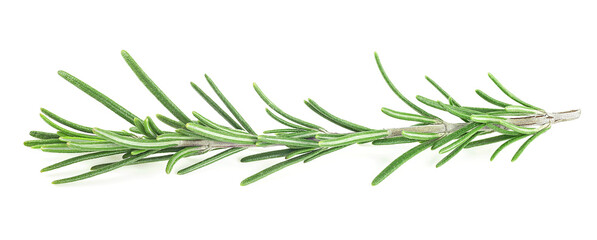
[25,50,581,186]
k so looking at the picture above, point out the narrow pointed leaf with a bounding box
[424,75,460,106]
[372,140,435,186]
[490,135,528,161]
[374,52,438,119]
[305,99,372,132]
[156,114,186,129]
[318,130,388,147]
[499,121,546,135]
[253,83,324,131]
[91,154,174,170]
[371,136,419,145]
[40,108,93,133]
[240,149,294,162]
[186,122,257,145]
[57,70,139,125]
[190,81,243,130]
[177,147,247,175]
[464,135,517,149]
[40,114,103,139]
[121,50,191,123]
[401,131,442,141]
[487,73,541,110]
[204,74,255,134]
[258,135,319,148]
[24,139,63,147]
[286,148,318,159]
[475,89,510,108]
[41,150,126,172]
[67,142,129,151]
[166,147,207,174]
[29,131,60,139]
[432,123,481,150]
[52,150,157,184]
[381,107,437,123]
[93,128,180,150]
[439,124,486,154]
[240,149,325,186]
[511,125,550,162]
[436,132,481,168]
[486,124,522,136]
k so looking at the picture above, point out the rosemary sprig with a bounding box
[25,51,580,186]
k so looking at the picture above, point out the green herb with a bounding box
[26,51,580,185]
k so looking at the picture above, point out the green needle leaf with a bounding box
[240,148,325,186]
[29,131,60,139]
[318,130,388,147]
[374,52,438,119]
[121,50,191,123]
[436,132,481,168]
[204,74,256,134]
[67,142,129,151]
[286,148,318,159]
[432,123,481,150]
[499,121,546,135]
[416,95,444,110]
[381,107,438,123]
[424,75,460,107]
[57,70,139,125]
[40,143,89,153]
[401,131,442,141]
[240,149,294,163]
[40,114,103,140]
[177,147,247,175]
[464,135,517,149]
[305,99,372,132]
[186,122,257,145]
[142,117,157,138]
[190,81,244,130]
[258,135,319,148]
[372,140,436,186]
[265,108,313,131]
[439,124,486,154]
[262,128,305,134]
[156,114,186,129]
[192,111,254,137]
[24,139,64,147]
[475,89,510,108]
[133,118,149,137]
[93,128,180,150]
[90,154,174,170]
[156,132,204,141]
[490,135,528,161]
[486,124,522,136]
[41,150,126,172]
[303,145,348,163]
[371,136,419,145]
[166,147,207,174]
[276,131,319,139]
[40,108,93,133]
[487,73,541,110]
[52,150,157,184]
[505,105,544,114]
[470,115,507,124]
[146,117,164,135]
[511,125,550,162]
[253,83,325,131]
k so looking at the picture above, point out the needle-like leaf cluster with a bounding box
[25,51,573,186]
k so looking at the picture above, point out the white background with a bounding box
[1,1,595,239]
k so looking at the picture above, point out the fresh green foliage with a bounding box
[25,51,577,186]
